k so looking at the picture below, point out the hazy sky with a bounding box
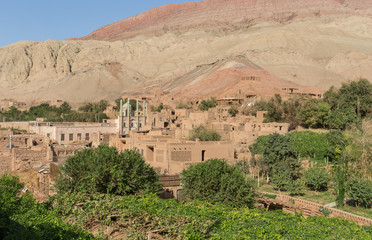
[0,0,199,47]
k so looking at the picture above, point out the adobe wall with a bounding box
[261,192,372,226]
[0,122,30,132]
[109,136,233,175]
[0,151,11,175]
[11,148,49,172]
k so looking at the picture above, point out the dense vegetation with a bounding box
[189,125,221,141]
[247,78,372,130]
[51,192,372,239]
[181,159,256,208]
[0,100,109,122]
[0,174,95,240]
[55,145,162,196]
[250,129,372,206]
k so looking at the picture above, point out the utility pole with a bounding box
[9,132,12,150]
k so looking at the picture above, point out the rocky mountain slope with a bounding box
[0,0,371,103]
[71,0,372,42]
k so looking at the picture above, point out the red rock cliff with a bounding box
[70,0,371,41]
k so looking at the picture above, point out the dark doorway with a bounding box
[202,150,206,161]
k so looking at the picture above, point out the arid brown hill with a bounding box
[0,0,371,103]
[71,0,372,42]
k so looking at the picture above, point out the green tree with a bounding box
[346,120,372,179]
[198,97,217,111]
[333,149,349,207]
[298,99,330,128]
[228,106,238,117]
[326,107,356,130]
[189,125,221,141]
[282,96,304,129]
[261,133,297,176]
[181,159,256,208]
[337,78,372,118]
[264,94,283,122]
[55,145,162,195]
[346,178,372,208]
[304,167,330,191]
[250,133,300,185]
[59,101,72,114]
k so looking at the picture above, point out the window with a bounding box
[77,133,81,140]
[61,134,65,142]
[69,133,73,141]
[85,133,89,141]
[47,133,50,138]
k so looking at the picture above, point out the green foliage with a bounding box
[325,78,372,118]
[0,174,95,240]
[245,79,371,130]
[228,106,238,117]
[198,97,216,111]
[78,100,109,122]
[181,159,256,208]
[264,94,283,122]
[333,150,349,207]
[156,103,163,112]
[189,125,221,141]
[304,167,330,191]
[0,100,109,123]
[53,193,372,239]
[298,99,331,128]
[287,131,329,160]
[235,158,250,175]
[346,120,372,178]
[346,178,372,208]
[289,179,306,196]
[327,107,356,130]
[54,145,162,195]
[271,171,292,191]
[115,98,142,112]
[254,133,298,176]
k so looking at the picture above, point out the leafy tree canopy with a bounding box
[181,159,256,208]
[324,78,372,118]
[304,167,330,192]
[54,145,162,196]
[198,97,217,111]
[346,178,372,208]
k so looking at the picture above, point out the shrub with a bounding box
[289,179,305,196]
[54,145,162,195]
[228,107,238,117]
[304,167,330,191]
[181,159,256,208]
[198,97,216,111]
[189,125,221,141]
[346,178,372,208]
[0,174,94,239]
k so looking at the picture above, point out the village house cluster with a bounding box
[0,85,325,199]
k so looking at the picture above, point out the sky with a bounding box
[0,0,199,47]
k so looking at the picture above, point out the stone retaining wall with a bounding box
[260,192,371,226]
